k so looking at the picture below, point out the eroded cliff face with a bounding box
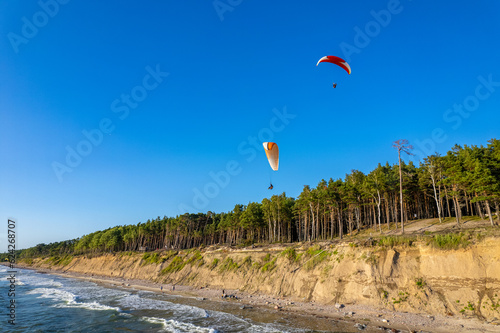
[27,238,500,320]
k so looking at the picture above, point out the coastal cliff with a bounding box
[23,236,500,322]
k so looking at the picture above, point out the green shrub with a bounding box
[219,257,239,272]
[47,255,73,266]
[142,252,161,265]
[160,256,185,274]
[378,236,414,247]
[261,257,277,273]
[392,291,409,304]
[415,277,426,289]
[162,250,177,262]
[186,250,204,267]
[209,258,219,270]
[429,233,470,250]
[303,246,330,270]
[241,256,252,266]
[280,247,298,262]
[306,245,323,257]
[21,257,34,265]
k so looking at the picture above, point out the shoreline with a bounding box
[15,264,500,333]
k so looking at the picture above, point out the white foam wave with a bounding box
[18,275,63,288]
[27,287,75,303]
[119,294,208,319]
[55,300,120,311]
[141,316,217,333]
[65,283,129,302]
[27,287,120,312]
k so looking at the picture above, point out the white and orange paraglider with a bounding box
[316,55,351,88]
[263,142,278,189]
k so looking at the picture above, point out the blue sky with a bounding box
[1,0,499,249]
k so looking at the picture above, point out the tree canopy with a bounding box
[16,139,500,259]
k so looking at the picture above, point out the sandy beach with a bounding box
[23,265,499,333]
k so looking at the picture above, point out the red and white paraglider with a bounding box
[316,55,351,88]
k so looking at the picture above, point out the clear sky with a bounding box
[1,0,499,249]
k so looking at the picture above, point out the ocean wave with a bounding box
[17,274,63,288]
[27,287,120,312]
[141,316,218,333]
[119,294,208,319]
[54,300,120,311]
[27,287,75,303]
[64,283,129,302]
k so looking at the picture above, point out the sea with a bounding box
[0,265,362,333]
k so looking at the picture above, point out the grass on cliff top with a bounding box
[279,247,301,262]
[186,250,204,267]
[428,232,471,250]
[142,250,178,265]
[46,254,73,266]
[261,256,277,272]
[377,236,416,248]
[160,256,185,274]
[302,245,331,270]
[219,257,239,273]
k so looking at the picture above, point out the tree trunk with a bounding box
[485,198,494,227]
[398,153,404,234]
[338,206,343,239]
[430,172,443,223]
[453,195,461,227]
[444,186,451,218]
[496,202,500,225]
[475,194,485,220]
[385,199,390,230]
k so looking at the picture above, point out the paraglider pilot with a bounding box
[268,184,273,190]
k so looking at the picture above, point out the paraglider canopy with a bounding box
[263,142,279,171]
[316,55,351,75]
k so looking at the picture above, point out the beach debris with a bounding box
[335,303,344,309]
[381,319,389,323]
[354,323,366,330]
